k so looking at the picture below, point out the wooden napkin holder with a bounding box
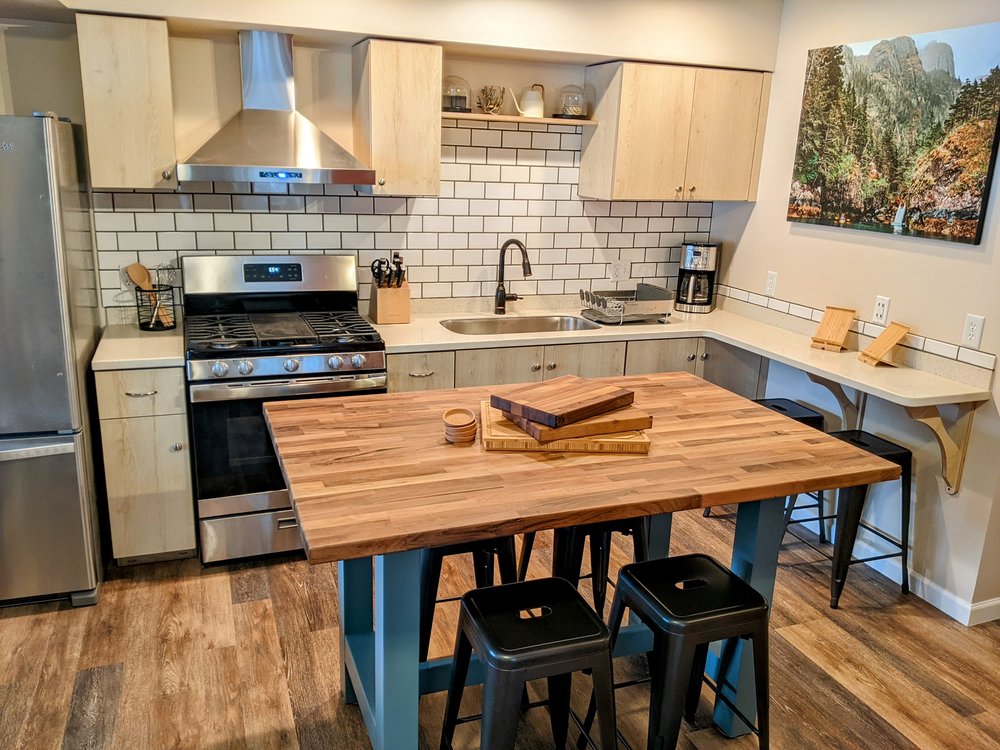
[858,321,910,367]
[368,282,411,324]
[811,306,855,351]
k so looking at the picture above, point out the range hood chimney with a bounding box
[176,31,375,185]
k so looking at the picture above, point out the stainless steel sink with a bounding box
[440,315,601,335]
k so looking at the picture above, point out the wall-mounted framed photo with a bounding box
[787,21,1000,244]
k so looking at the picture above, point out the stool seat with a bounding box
[828,429,910,461]
[619,554,768,632]
[441,577,618,750]
[754,398,825,430]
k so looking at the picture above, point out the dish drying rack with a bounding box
[579,283,673,325]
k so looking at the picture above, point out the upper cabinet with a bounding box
[76,14,178,190]
[579,61,770,201]
[352,39,442,196]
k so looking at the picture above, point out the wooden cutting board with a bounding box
[502,404,653,442]
[481,402,650,454]
[489,374,635,428]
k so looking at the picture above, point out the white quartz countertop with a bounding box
[91,310,991,407]
[92,324,185,371]
[374,308,992,408]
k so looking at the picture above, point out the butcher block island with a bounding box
[263,371,899,563]
[263,371,899,750]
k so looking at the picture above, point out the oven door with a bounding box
[188,373,387,515]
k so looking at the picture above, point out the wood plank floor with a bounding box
[2,507,999,749]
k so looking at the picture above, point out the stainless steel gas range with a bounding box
[181,254,387,563]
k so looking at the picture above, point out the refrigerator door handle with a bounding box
[0,440,75,462]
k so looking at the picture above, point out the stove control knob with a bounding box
[350,354,366,369]
[236,361,254,376]
[211,361,229,378]
[283,358,300,373]
[327,356,344,370]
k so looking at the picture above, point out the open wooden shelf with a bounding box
[442,111,598,127]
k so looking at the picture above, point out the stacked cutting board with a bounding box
[481,375,653,454]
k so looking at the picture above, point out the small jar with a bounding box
[555,84,588,119]
[442,76,472,113]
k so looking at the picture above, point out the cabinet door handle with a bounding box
[277,517,299,530]
[689,186,696,192]
[546,362,557,370]
[531,363,542,371]
[170,443,183,452]
[125,390,158,398]
[686,354,696,362]
[407,371,434,378]
[675,185,683,192]
[162,168,172,180]
[700,352,709,360]
[378,178,386,186]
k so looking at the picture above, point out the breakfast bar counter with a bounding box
[265,372,900,750]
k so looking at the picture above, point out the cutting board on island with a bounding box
[481,402,650,454]
[489,374,635,428]
[502,404,653,442]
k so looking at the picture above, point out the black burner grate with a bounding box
[184,314,258,350]
[301,311,381,343]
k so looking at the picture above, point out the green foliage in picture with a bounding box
[787,21,1000,244]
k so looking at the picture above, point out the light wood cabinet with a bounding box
[579,61,770,201]
[76,14,177,189]
[387,351,455,392]
[96,366,195,564]
[625,338,768,399]
[455,342,625,388]
[352,39,442,196]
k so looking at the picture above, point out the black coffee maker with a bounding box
[674,243,719,313]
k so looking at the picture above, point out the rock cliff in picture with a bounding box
[787,21,1000,244]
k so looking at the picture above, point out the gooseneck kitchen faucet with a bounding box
[495,238,532,314]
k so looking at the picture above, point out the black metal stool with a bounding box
[440,577,618,750]
[518,518,650,616]
[420,537,518,661]
[823,430,911,609]
[579,554,770,750]
[705,399,825,523]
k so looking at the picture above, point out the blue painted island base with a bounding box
[337,499,785,750]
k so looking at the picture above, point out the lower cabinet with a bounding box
[625,338,768,399]
[455,342,626,387]
[95,367,196,564]
[387,351,455,392]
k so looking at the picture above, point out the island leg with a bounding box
[711,496,785,737]
[338,557,373,706]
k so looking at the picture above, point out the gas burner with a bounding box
[302,311,381,344]
[185,314,258,351]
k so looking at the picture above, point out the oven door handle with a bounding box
[189,374,387,403]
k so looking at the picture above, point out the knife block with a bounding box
[368,282,411,324]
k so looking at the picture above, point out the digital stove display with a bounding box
[243,263,302,283]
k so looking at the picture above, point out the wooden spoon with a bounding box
[125,262,170,327]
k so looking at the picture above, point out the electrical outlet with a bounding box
[610,260,630,281]
[964,314,985,349]
[765,271,777,296]
[118,265,133,291]
[873,295,890,326]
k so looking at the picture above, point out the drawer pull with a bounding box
[531,363,541,372]
[277,517,299,530]
[408,371,435,378]
[170,443,183,452]
[125,390,158,398]
[700,352,709,361]
[686,354,696,362]
[546,362,557,370]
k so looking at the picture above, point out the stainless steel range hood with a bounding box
[176,31,375,185]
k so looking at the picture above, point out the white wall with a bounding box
[724,0,1000,622]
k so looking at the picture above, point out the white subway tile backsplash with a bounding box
[95,212,135,231]
[117,232,158,251]
[958,348,996,369]
[196,231,235,250]
[213,213,252,232]
[235,232,272,250]
[135,213,175,232]
[924,338,960,359]
[471,129,502,147]
[250,214,286,232]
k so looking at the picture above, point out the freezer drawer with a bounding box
[0,434,100,602]
[199,510,303,564]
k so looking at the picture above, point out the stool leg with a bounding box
[553,527,586,589]
[900,459,911,595]
[648,633,698,750]
[684,643,709,721]
[632,518,650,563]
[440,626,473,750]
[577,592,626,750]
[817,490,828,544]
[590,530,612,616]
[547,673,572,748]
[750,621,770,750]
[472,548,495,588]
[420,548,444,662]
[703,507,712,517]
[481,669,524,750]
[590,655,618,750]
[496,536,518,585]
[517,532,536,581]
[830,484,868,608]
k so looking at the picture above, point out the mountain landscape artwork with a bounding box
[787,21,1000,244]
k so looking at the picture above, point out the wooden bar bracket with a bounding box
[904,402,979,495]
[806,373,864,430]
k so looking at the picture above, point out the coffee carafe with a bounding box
[674,243,719,313]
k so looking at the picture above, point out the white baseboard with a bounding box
[788,516,988,626]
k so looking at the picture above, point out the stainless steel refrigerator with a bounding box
[0,114,103,605]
